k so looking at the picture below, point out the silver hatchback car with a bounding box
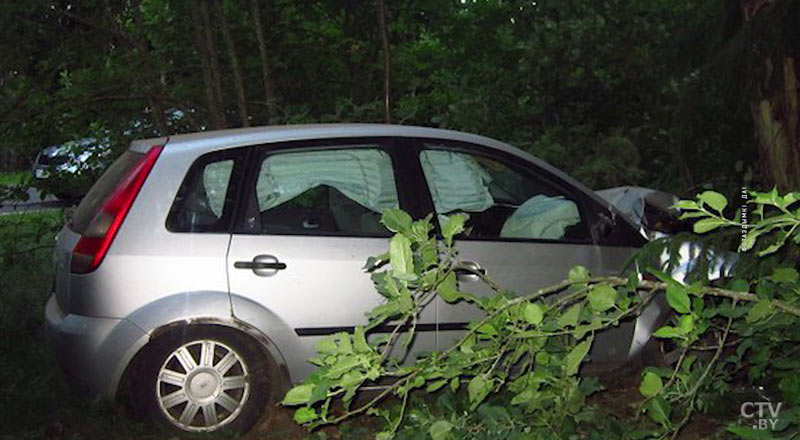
[45,124,661,433]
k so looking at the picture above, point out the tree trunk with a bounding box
[750,56,800,190]
[376,0,391,123]
[199,0,227,128]
[189,1,226,129]
[214,0,249,127]
[743,0,800,190]
[249,0,278,124]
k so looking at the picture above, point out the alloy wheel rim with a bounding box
[156,339,250,431]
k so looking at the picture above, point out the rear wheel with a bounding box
[128,326,275,433]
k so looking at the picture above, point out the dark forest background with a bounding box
[2,0,799,196]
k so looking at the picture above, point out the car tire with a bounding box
[125,326,277,434]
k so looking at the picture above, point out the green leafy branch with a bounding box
[282,189,800,439]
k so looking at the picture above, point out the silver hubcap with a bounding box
[156,339,250,431]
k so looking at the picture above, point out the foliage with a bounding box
[282,190,800,439]
[0,0,774,195]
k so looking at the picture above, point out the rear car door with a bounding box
[226,139,437,381]
[410,140,645,364]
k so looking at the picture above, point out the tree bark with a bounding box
[750,56,800,191]
[189,1,226,129]
[249,0,278,124]
[742,0,800,190]
[199,0,227,128]
[376,0,391,123]
[214,0,249,127]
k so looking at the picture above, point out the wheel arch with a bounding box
[113,291,291,402]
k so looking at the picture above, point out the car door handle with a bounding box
[234,254,286,276]
[234,261,287,270]
[455,261,485,282]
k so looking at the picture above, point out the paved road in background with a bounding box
[0,187,70,215]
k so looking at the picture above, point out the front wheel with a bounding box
[128,327,274,433]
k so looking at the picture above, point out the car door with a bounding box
[410,139,645,364]
[227,139,437,381]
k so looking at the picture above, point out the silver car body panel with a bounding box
[227,235,438,381]
[46,124,660,401]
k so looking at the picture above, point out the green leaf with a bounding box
[588,284,617,312]
[389,234,414,277]
[565,337,593,376]
[427,379,448,392]
[292,406,318,424]
[568,265,591,283]
[666,283,691,314]
[476,323,498,336]
[429,420,454,440]
[740,229,761,252]
[672,200,699,210]
[442,214,466,246]
[678,315,694,334]
[363,253,389,271]
[450,377,460,392]
[353,326,370,353]
[644,396,671,427]
[282,384,315,405]
[730,279,750,292]
[693,218,728,234]
[437,272,460,303]
[468,375,491,407]
[698,191,728,213]
[511,389,537,405]
[558,303,582,328]
[772,267,799,283]
[523,303,544,325]
[652,326,685,339]
[758,242,785,257]
[460,334,476,354]
[746,300,773,323]
[315,337,338,355]
[381,209,412,233]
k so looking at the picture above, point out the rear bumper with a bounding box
[44,295,147,399]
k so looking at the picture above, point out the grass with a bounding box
[0,171,32,187]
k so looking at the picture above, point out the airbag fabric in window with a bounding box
[500,195,580,240]
[257,148,398,213]
[420,150,494,214]
[203,160,234,217]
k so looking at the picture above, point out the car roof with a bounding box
[130,123,512,154]
[130,123,625,221]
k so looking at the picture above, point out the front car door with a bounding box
[408,139,647,366]
[226,139,437,381]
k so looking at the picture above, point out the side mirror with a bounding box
[594,211,616,239]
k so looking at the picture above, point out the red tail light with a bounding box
[70,146,163,273]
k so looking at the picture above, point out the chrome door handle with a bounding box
[234,254,286,276]
[234,261,287,270]
[455,261,485,282]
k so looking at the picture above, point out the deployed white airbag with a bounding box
[500,195,580,239]
[256,148,399,213]
[420,150,494,214]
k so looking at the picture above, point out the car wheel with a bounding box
[129,326,275,433]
